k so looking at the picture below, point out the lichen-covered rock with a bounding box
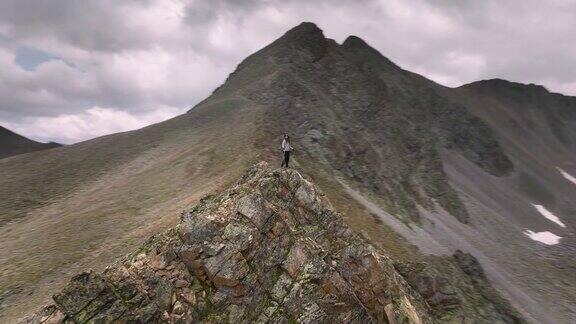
[22,162,432,323]
[453,250,486,280]
[394,257,525,323]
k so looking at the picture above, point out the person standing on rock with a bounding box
[281,134,293,168]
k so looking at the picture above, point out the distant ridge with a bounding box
[0,126,61,159]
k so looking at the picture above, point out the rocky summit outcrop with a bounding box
[23,162,432,323]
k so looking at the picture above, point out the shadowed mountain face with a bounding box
[2,22,575,323]
[0,126,61,159]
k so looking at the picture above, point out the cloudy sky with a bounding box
[1,0,575,144]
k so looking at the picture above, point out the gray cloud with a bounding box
[0,0,156,52]
[0,0,575,143]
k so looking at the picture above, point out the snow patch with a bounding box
[557,167,576,185]
[532,204,566,228]
[523,230,562,245]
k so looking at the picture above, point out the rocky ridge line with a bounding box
[22,162,431,323]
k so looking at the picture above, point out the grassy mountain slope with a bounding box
[0,98,264,321]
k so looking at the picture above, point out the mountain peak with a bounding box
[341,35,401,71]
[285,21,323,35]
[461,78,549,94]
[271,22,330,63]
[342,35,368,48]
[280,21,326,45]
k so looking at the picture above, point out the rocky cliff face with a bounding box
[23,163,434,323]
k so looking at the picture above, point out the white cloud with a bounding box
[3,106,180,144]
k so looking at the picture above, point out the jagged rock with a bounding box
[283,242,308,278]
[22,162,432,323]
[416,276,460,309]
[20,305,64,324]
[384,303,397,324]
[236,193,272,229]
[453,250,486,280]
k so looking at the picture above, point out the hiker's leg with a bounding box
[281,152,286,167]
[286,151,290,168]
[282,151,288,167]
